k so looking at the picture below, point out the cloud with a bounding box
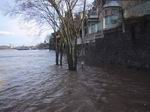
[0,31,15,36]
[0,8,51,45]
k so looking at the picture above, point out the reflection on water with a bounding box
[0,50,150,112]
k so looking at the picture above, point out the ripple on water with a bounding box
[0,50,150,112]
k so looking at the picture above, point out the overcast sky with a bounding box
[0,0,93,46]
[0,0,51,46]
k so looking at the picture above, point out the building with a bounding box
[83,7,103,43]
[87,8,102,34]
[83,0,123,43]
[84,0,150,40]
[102,1,122,29]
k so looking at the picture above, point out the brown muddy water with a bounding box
[0,50,150,112]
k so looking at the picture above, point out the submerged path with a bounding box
[0,50,150,112]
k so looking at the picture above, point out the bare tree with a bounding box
[10,0,88,71]
[48,0,88,70]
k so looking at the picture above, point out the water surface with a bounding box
[0,50,150,112]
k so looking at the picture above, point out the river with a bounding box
[0,50,150,112]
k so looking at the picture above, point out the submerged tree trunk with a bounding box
[60,43,63,66]
[67,53,77,71]
[56,50,59,65]
[66,38,77,71]
[55,36,59,65]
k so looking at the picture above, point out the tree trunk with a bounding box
[55,36,59,65]
[67,54,77,71]
[65,48,76,71]
[60,44,63,66]
[56,50,59,65]
[66,41,77,71]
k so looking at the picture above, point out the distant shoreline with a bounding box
[0,48,15,50]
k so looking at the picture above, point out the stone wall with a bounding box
[84,15,150,70]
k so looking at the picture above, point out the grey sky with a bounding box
[0,0,93,46]
[0,0,50,46]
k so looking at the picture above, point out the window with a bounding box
[88,23,96,34]
[111,16,119,24]
[105,9,112,16]
[112,9,119,16]
[104,15,120,29]
[105,16,111,26]
[91,23,96,33]
[97,22,102,32]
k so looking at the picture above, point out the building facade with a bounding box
[83,0,123,43]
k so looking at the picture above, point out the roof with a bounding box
[103,1,121,8]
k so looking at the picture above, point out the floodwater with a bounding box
[0,50,150,112]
